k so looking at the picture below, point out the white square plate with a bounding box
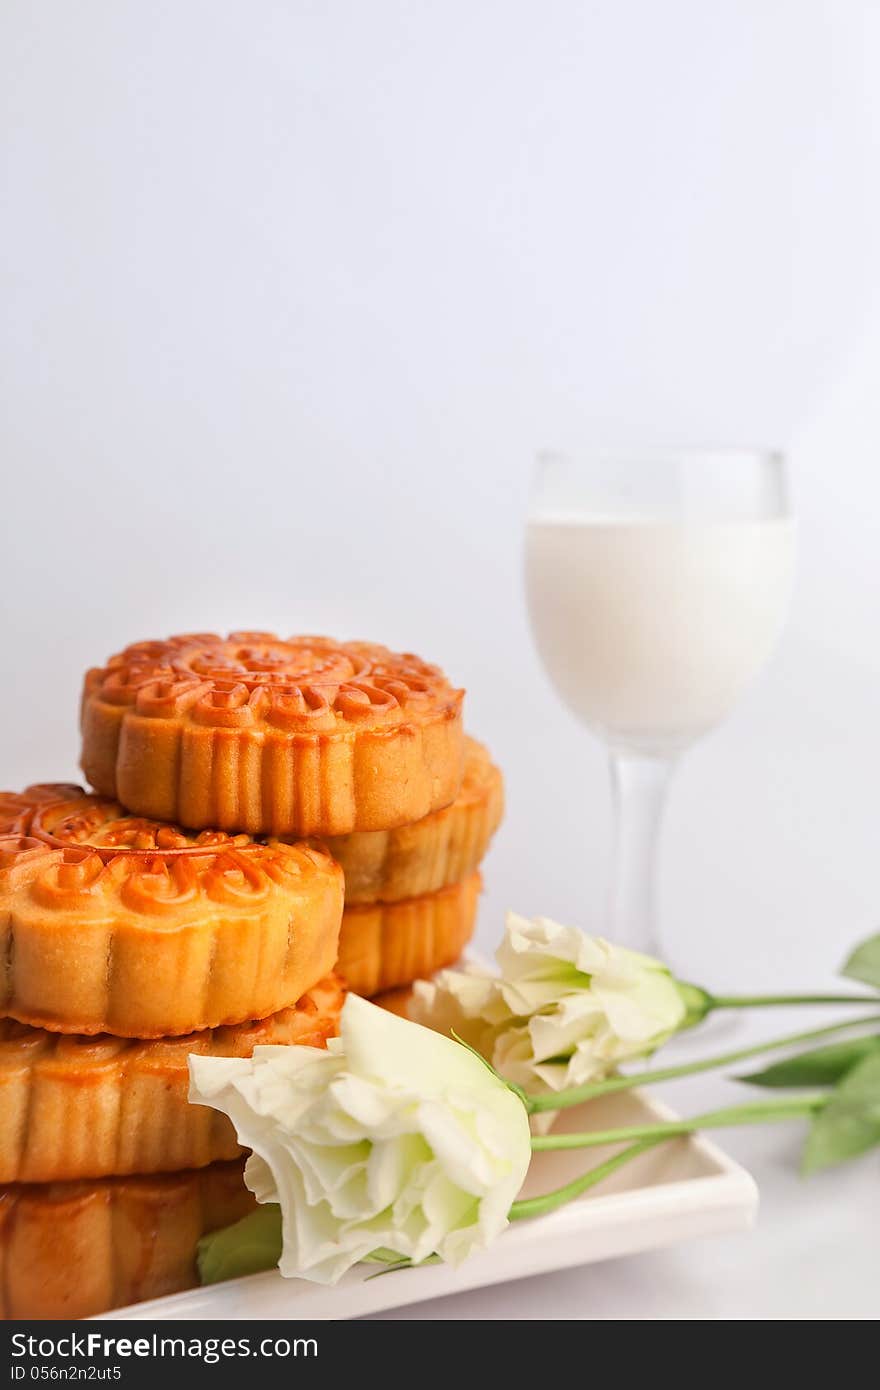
[97,1089,758,1321]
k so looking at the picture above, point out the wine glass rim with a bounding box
[536,445,785,467]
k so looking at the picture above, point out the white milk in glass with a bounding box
[526,517,796,751]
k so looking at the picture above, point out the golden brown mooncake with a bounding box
[327,737,503,904]
[0,1161,255,1320]
[372,985,415,1019]
[0,975,344,1184]
[80,632,465,836]
[336,873,481,997]
[0,785,344,1037]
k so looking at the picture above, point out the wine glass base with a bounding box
[666,1008,745,1054]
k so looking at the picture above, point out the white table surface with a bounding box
[364,1006,879,1321]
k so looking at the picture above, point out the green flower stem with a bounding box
[529,1093,826,1151]
[525,1013,880,1114]
[509,1137,665,1222]
[710,992,880,1009]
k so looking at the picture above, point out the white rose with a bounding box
[189,993,531,1284]
[412,913,686,1120]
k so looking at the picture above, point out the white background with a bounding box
[3,2,880,1319]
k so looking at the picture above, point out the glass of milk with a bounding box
[525,448,795,959]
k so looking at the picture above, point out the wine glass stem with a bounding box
[607,750,676,957]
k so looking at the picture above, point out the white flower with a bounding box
[188,993,531,1284]
[411,913,686,1121]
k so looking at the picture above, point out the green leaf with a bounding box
[738,1035,880,1089]
[197,1205,282,1286]
[802,1050,880,1175]
[363,1251,441,1280]
[841,934,880,991]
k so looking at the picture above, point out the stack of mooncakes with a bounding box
[0,632,502,1318]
